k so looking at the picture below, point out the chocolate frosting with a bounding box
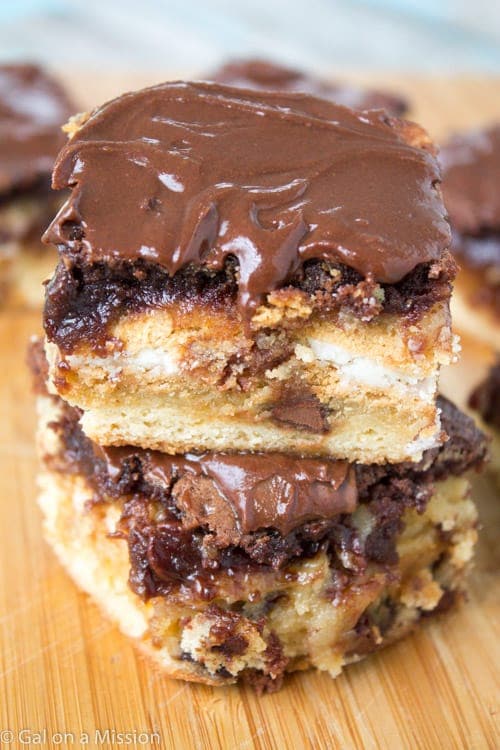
[206,58,408,116]
[101,447,356,538]
[45,81,449,316]
[442,125,500,236]
[0,64,74,195]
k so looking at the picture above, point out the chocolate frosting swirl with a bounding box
[206,58,408,116]
[102,447,356,538]
[0,64,74,195]
[45,81,449,316]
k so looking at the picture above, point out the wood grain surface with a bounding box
[1,77,499,750]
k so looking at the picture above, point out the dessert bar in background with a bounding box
[31,341,486,690]
[469,359,500,481]
[206,58,408,115]
[441,124,500,349]
[0,64,74,308]
[42,82,456,463]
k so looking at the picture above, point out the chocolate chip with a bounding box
[271,383,330,433]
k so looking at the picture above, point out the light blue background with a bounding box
[0,0,499,73]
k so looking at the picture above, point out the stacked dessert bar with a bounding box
[0,64,73,307]
[32,81,486,690]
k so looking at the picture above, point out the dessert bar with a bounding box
[469,359,499,481]
[42,82,456,462]
[206,59,408,115]
[0,64,73,307]
[442,125,500,348]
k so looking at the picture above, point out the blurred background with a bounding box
[1,0,500,75]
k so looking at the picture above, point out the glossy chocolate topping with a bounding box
[45,81,449,316]
[0,64,73,195]
[442,125,500,236]
[101,448,356,538]
[206,59,408,116]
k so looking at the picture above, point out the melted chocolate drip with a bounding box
[104,448,357,538]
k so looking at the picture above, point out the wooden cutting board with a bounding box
[1,76,499,750]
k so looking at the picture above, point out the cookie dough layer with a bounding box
[44,299,457,463]
[37,468,477,691]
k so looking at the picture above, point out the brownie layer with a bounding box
[205,59,408,115]
[44,81,450,325]
[44,253,455,354]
